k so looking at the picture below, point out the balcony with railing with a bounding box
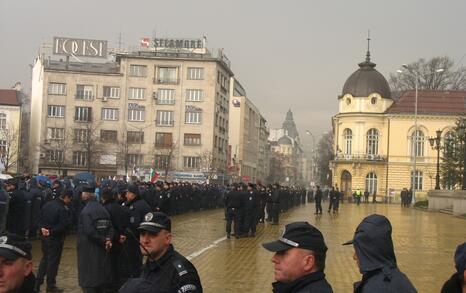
[153,77,180,85]
[334,153,387,162]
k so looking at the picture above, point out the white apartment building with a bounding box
[30,37,233,180]
[228,78,270,183]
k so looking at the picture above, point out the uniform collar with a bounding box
[272,271,326,293]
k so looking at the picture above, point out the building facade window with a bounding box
[128,109,145,121]
[184,133,201,146]
[47,150,64,162]
[103,86,120,98]
[411,170,423,190]
[366,128,379,155]
[73,151,88,166]
[343,128,352,155]
[155,132,173,147]
[156,110,174,126]
[187,67,204,80]
[75,107,92,122]
[48,105,65,118]
[186,89,203,102]
[100,130,117,142]
[127,131,144,144]
[76,85,94,100]
[48,83,67,95]
[74,129,89,143]
[47,128,64,140]
[101,108,119,120]
[0,113,6,129]
[129,65,147,77]
[157,89,175,104]
[411,130,425,157]
[156,67,178,84]
[154,155,170,169]
[127,154,143,166]
[128,88,146,100]
[185,111,202,124]
[365,172,377,195]
[183,156,200,169]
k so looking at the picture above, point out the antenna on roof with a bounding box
[117,32,124,52]
[366,30,371,62]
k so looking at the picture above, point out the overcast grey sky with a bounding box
[1,0,465,149]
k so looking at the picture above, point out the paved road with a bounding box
[32,202,465,292]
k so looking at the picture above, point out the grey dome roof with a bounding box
[342,53,391,98]
[277,136,292,145]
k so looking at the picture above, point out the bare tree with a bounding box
[73,118,103,173]
[40,127,72,177]
[267,151,286,184]
[316,132,334,186]
[199,150,216,180]
[115,131,133,178]
[389,56,466,92]
[153,141,177,180]
[0,124,19,173]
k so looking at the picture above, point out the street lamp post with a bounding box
[397,66,444,203]
[428,129,442,190]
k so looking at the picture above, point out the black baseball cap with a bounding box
[262,222,327,253]
[138,212,171,233]
[0,233,32,260]
[127,184,139,196]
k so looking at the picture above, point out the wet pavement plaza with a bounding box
[32,202,465,292]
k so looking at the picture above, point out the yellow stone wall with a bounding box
[331,93,458,199]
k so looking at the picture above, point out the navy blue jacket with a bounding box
[272,271,333,293]
[39,198,70,238]
[351,214,417,293]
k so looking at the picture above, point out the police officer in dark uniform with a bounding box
[101,189,130,292]
[315,185,323,214]
[77,184,113,293]
[121,211,202,292]
[35,189,73,292]
[271,183,280,225]
[225,184,242,239]
[5,179,27,236]
[244,183,259,237]
[122,184,151,278]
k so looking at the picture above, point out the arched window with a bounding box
[411,130,425,157]
[411,170,423,190]
[366,128,379,155]
[0,113,6,130]
[343,129,352,155]
[365,172,377,195]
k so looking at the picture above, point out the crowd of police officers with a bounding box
[0,174,307,292]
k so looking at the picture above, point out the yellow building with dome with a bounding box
[330,50,466,201]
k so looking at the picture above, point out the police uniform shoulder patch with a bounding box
[172,259,188,277]
[178,284,197,292]
[0,236,7,244]
[144,212,153,222]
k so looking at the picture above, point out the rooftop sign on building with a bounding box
[53,37,108,58]
[154,38,206,49]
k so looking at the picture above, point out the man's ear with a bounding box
[303,254,316,271]
[23,260,33,276]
